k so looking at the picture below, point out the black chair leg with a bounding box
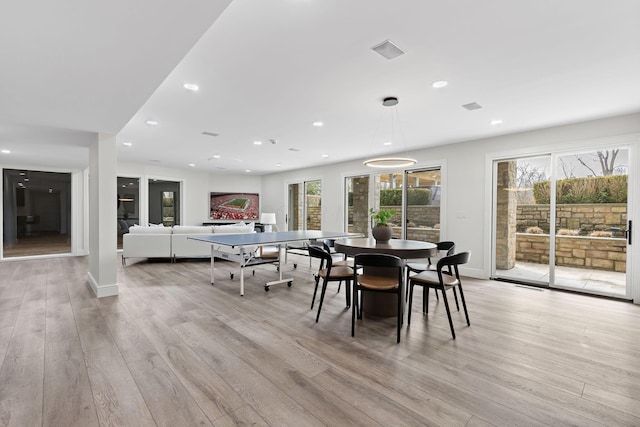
[310,274,320,309]
[396,286,402,343]
[315,280,329,323]
[434,288,439,301]
[425,286,430,314]
[458,284,470,326]
[351,285,357,336]
[440,288,456,339]
[408,283,414,325]
[452,287,460,311]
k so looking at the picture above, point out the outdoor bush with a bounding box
[590,230,612,237]
[525,226,544,234]
[557,228,579,236]
[533,175,627,204]
[380,188,431,206]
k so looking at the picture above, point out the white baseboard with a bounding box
[459,266,490,280]
[87,272,119,297]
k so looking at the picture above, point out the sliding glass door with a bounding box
[405,168,441,243]
[553,149,628,295]
[287,180,322,231]
[345,175,370,236]
[493,147,631,298]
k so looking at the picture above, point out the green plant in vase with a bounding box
[370,208,396,242]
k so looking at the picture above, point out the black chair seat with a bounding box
[410,270,460,287]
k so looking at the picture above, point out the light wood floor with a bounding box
[1,254,639,426]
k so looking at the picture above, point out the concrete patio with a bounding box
[495,261,626,296]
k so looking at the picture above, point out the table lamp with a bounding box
[260,212,276,232]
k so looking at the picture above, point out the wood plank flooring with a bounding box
[0,254,639,426]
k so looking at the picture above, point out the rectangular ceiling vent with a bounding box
[288,148,301,152]
[462,102,483,111]
[371,40,405,60]
[202,131,219,137]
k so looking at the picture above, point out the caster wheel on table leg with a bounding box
[287,281,292,287]
[264,285,270,292]
[230,273,234,280]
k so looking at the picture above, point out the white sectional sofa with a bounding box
[122,222,255,265]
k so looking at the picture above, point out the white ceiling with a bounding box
[2,0,640,175]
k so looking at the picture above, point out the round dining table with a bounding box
[334,237,437,317]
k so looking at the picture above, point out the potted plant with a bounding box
[370,208,396,243]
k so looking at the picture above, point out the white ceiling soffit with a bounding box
[0,0,232,135]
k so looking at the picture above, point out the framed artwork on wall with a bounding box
[210,192,259,220]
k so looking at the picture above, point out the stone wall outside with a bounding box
[516,233,626,272]
[517,204,627,234]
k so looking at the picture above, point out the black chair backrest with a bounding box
[436,251,471,278]
[354,253,403,269]
[308,245,333,269]
[437,241,456,256]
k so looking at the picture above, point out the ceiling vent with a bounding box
[288,148,301,152]
[462,102,483,111]
[371,40,405,60]
[202,131,219,137]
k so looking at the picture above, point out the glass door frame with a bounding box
[491,141,635,300]
[285,178,322,231]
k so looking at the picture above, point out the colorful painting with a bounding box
[210,192,259,220]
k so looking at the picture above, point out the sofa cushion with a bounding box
[213,223,253,234]
[129,225,172,234]
[172,225,213,234]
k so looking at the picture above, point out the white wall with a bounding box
[118,162,261,226]
[261,112,640,290]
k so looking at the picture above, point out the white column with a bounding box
[87,133,118,297]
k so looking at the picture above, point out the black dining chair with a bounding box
[308,245,353,322]
[408,251,471,339]
[352,253,404,343]
[405,241,456,302]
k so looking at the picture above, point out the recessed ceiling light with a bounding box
[491,119,504,126]
[322,154,329,158]
[122,142,132,147]
[253,140,262,145]
[245,169,251,173]
[1,149,10,154]
[19,172,25,176]
[129,182,134,185]
[122,184,127,187]
[188,163,195,167]
[212,154,221,159]
[432,80,448,88]
[312,121,323,127]
[276,163,281,167]
[383,141,392,146]
[145,120,158,126]
[183,83,199,91]
[24,178,29,182]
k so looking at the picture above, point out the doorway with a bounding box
[493,148,631,298]
[287,180,322,231]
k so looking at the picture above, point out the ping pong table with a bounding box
[189,230,359,295]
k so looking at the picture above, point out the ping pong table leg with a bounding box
[210,247,215,285]
[240,265,245,296]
